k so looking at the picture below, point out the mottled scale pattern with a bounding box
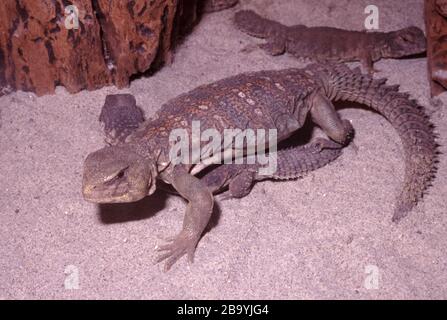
[99,94,144,145]
[128,62,437,221]
[83,62,439,271]
[128,69,316,159]
[96,91,344,201]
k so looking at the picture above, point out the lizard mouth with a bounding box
[82,182,130,203]
[82,165,134,203]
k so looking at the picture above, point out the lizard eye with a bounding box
[105,167,128,185]
[116,170,125,179]
[399,34,413,43]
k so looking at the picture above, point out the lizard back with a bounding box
[129,69,319,154]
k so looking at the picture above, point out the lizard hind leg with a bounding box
[218,170,256,200]
[310,92,354,146]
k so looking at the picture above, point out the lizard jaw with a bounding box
[82,183,134,203]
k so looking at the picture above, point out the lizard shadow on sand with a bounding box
[278,113,318,147]
[97,190,169,224]
[97,186,223,232]
[335,100,383,116]
[395,52,426,60]
[96,114,317,228]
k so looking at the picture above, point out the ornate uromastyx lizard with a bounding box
[98,93,344,200]
[83,63,437,270]
[234,10,427,72]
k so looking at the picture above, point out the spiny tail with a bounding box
[309,63,438,222]
[270,139,343,180]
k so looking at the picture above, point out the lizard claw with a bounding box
[311,138,343,152]
[155,232,198,271]
[341,119,355,146]
[348,141,359,154]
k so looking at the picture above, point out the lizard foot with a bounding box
[155,231,199,271]
[347,141,359,154]
[341,119,355,146]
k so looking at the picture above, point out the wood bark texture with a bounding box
[426,0,447,96]
[0,0,199,96]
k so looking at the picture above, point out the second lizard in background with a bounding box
[234,10,426,73]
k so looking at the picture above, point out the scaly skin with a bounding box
[98,94,344,198]
[234,10,427,72]
[306,63,437,221]
[201,138,343,198]
[83,63,437,270]
[99,94,144,145]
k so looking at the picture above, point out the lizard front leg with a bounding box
[310,92,354,145]
[360,52,380,74]
[156,166,214,271]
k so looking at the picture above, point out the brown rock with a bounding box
[426,0,447,96]
[0,0,199,96]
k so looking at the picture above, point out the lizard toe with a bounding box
[155,232,199,271]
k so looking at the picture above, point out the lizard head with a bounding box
[82,144,157,203]
[383,26,426,58]
[234,10,280,39]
